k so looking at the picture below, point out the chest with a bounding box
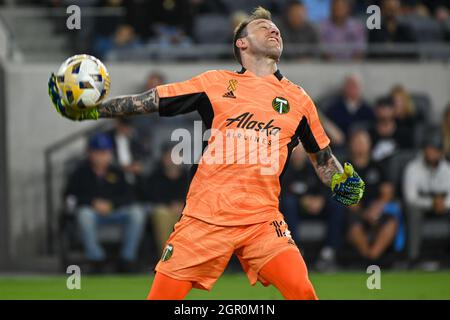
[205,78,304,139]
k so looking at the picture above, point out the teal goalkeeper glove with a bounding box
[331,162,365,206]
[48,73,99,121]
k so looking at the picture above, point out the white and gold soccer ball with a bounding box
[55,54,110,111]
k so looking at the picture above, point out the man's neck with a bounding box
[242,57,278,78]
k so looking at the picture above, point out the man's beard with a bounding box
[425,157,440,168]
[248,39,282,62]
[267,48,281,62]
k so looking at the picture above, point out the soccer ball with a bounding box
[55,54,110,110]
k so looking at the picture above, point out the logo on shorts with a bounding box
[272,97,289,114]
[161,243,174,262]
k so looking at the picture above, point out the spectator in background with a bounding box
[401,0,431,17]
[105,118,149,186]
[143,144,188,254]
[280,145,345,271]
[434,6,450,41]
[442,103,450,161]
[121,0,153,40]
[95,0,125,38]
[368,0,417,59]
[346,129,403,264]
[64,133,145,273]
[279,0,320,59]
[318,110,346,148]
[319,0,367,60]
[424,0,450,16]
[390,85,418,131]
[325,74,374,138]
[93,24,143,60]
[302,0,331,23]
[369,97,413,164]
[403,130,450,263]
[190,0,229,14]
[132,71,167,142]
[148,0,194,47]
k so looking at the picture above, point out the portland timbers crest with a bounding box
[272,97,290,114]
[161,243,174,262]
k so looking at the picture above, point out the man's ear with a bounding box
[236,38,247,50]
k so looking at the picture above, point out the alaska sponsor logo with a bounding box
[272,96,290,114]
[225,112,281,136]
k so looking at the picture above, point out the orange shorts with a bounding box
[154,213,300,291]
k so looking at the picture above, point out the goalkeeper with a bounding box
[48,7,364,300]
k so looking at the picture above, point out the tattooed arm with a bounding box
[308,146,343,187]
[97,88,159,118]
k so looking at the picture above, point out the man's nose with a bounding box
[270,28,280,37]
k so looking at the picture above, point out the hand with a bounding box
[363,201,384,225]
[48,73,99,121]
[433,196,446,215]
[92,199,113,215]
[124,162,143,175]
[331,163,365,206]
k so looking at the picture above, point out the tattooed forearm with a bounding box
[308,146,343,187]
[97,88,159,118]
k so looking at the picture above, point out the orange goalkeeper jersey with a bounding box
[156,68,330,226]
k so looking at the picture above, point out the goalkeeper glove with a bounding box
[48,73,99,121]
[331,162,365,206]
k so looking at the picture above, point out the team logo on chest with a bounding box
[223,79,238,99]
[272,97,290,114]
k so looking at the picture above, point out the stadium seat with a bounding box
[222,0,286,14]
[410,92,432,123]
[410,92,432,147]
[387,149,417,197]
[399,15,444,43]
[193,14,230,44]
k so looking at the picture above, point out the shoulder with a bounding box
[283,79,315,107]
[283,77,307,95]
[406,156,422,170]
[197,69,233,81]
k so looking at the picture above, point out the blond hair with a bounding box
[391,85,415,118]
[233,6,272,65]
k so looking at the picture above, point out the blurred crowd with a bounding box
[60,69,450,273]
[33,0,450,61]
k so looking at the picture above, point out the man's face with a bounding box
[424,145,442,167]
[375,104,395,121]
[382,0,400,18]
[287,4,307,29]
[344,76,361,101]
[89,149,113,169]
[238,19,283,62]
[332,0,350,21]
[350,131,371,158]
[145,73,164,90]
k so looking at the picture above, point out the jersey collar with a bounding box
[237,67,283,81]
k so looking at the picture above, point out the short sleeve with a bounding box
[298,91,330,153]
[156,72,208,117]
